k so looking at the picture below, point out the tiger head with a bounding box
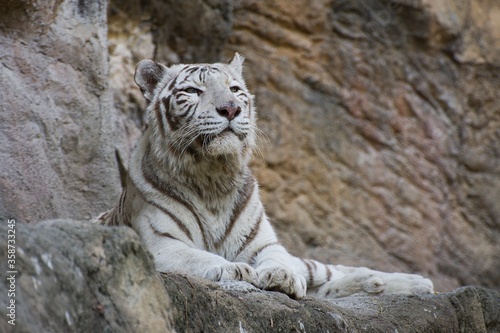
[134,53,256,160]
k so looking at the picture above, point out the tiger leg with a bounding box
[151,237,260,286]
[251,244,307,299]
[293,259,434,298]
[236,220,307,299]
[316,265,434,298]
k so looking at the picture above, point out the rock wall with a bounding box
[107,0,500,293]
[0,0,122,223]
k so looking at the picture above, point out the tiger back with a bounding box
[96,53,434,299]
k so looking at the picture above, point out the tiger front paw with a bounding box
[256,266,307,299]
[206,262,259,287]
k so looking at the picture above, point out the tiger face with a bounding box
[135,53,255,158]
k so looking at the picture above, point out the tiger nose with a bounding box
[216,105,241,121]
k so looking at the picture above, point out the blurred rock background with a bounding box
[1,0,499,293]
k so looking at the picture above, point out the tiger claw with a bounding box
[256,266,307,299]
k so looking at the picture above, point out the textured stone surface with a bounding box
[2,220,498,333]
[164,274,500,333]
[106,0,500,293]
[0,220,174,333]
[0,0,121,223]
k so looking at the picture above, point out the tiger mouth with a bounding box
[199,128,246,145]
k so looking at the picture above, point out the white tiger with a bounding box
[96,53,433,299]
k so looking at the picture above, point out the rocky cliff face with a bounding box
[107,0,500,293]
[0,0,122,222]
[1,0,499,323]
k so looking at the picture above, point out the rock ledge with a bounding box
[1,220,498,333]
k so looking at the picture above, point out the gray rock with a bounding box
[0,0,121,223]
[164,274,500,333]
[1,220,498,333]
[150,0,238,64]
[0,220,174,333]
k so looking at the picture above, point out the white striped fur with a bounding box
[96,53,433,299]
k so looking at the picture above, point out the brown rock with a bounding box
[225,0,500,292]
[106,0,500,293]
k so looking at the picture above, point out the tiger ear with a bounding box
[228,52,244,76]
[135,59,168,101]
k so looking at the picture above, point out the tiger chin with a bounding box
[95,53,434,300]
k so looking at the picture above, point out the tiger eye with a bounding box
[184,87,202,95]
